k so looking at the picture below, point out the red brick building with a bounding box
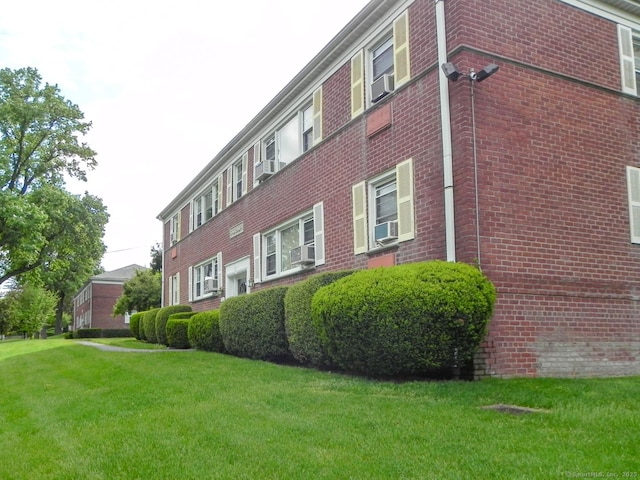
[72,264,148,331]
[157,0,640,377]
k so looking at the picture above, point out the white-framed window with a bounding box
[254,90,322,185]
[619,25,640,95]
[352,158,415,254]
[252,202,325,283]
[168,273,180,305]
[226,154,247,206]
[350,10,410,113]
[169,212,180,245]
[190,176,222,232]
[188,253,222,301]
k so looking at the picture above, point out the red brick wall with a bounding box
[162,0,640,377]
[90,283,128,330]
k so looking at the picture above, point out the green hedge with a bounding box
[219,286,290,361]
[155,305,192,345]
[166,318,191,349]
[101,328,134,338]
[284,270,354,367]
[188,310,224,352]
[312,261,496,377]
[142,308,161,344]
[129,312,144,340]
[74,328,101,339]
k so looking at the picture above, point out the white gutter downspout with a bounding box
[435,0,456,262]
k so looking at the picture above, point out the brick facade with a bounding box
[158,0,640,377]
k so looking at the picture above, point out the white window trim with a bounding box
[254,202,325,282]
[627,166,640,244]
[352,158,415,254]
[188,253,222,302]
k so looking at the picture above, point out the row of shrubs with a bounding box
[67,328,134,339]
[131,261,496,378]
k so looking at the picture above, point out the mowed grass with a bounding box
[1,340,638,479]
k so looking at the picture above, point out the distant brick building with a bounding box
[72,264,148,331]
[157,0,640,377]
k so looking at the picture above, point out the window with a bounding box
[169,213,180,244]
[254,91,322,183]
[227,155,247,205]
[372,36,394,82]
[188,254,222,301]
[168,273,180,305]
[619,25,639,95]
[352,158,415,254]
[253,203,325,283]
[263,215,314,278]
[191,177,222,231]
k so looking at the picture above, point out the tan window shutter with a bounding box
[627,166,640,243]
[241,153,248,195]
[396,158,415,242]
[217,174,223,213]
[226,165,233,206]
[253,233,262,284]
[216,252,223,290]
[175,272,180,305]
[352,181,368,254]
[313,202,325,265]
[177,211,182,240]
[312,86,323,145]
[187,266,193,302]
[393,11,411,88]
[351,50,364,118]
[618,25,637,95]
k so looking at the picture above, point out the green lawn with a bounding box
[1,339,638,479]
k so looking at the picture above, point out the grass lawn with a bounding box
[1,339,638,479]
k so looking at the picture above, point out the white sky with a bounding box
[0,0,369,272]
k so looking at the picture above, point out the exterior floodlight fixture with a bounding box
[470,63,499,82]
[441,62,499,82]
[441,62,462,81]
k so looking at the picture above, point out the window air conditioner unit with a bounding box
[170,232,177,244]
[203,277,219,294]
[255,160,276,181]
[371,73,394,103]
[374,220,398,243]
[290,244,315,266]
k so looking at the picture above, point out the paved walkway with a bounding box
[76,341,194,352]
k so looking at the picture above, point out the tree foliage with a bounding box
[0,67,100,287]
[113,270,161,316]
[0,67,96,192]
[150,243,162,273]
[5,284,58,338]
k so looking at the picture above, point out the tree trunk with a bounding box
[55,293,66,335]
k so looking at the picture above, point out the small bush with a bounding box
[74,328,102,339]
[142,308,161,344]
[166,318,191,349]
[219,286,290,361]
[188,310,224,352]
[312,261,496,377]
[155,305,192,345]
[284,270,354,367]
[101,328,134,338]
[129,312,144,340]
[63,331,74,339]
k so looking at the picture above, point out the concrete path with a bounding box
[76,341,194,352]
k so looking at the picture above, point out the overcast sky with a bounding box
[0,0,369,272]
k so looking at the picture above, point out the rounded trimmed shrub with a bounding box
[155,305,192,346]
[219,286,290,361]
[129,312,144,340]
[166,318,191,349]
[284,270,354,367]
[311,261,496,377]
[188,310,224,352]
[142,308,161,344]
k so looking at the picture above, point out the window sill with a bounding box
[366,242,399,256]
[259,265,316,284]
